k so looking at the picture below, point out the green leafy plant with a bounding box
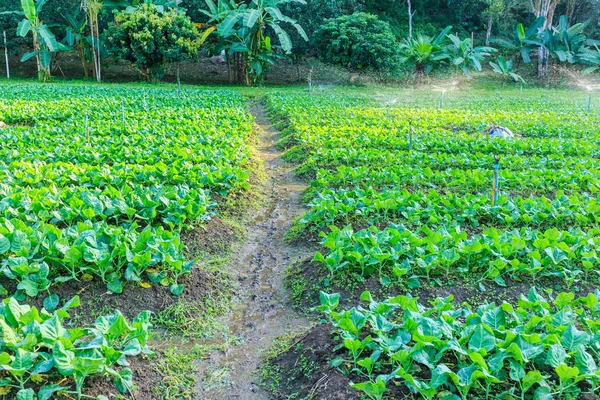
[104,4,202,81]
[444,34,496,76]
[315,12,398,73]
[398,26,452,81]
[489,55,524,86]
[320,289,600,400]
[0,295,153,399]
[202,0,307,86]
[15,0,61,81]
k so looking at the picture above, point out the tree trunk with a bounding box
[79,42,89,79]
[532,0,560,78]
[407,0,414,40]
[485,14,493,46]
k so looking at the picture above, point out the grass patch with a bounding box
[259,331,315,399]
[155,345,208,399]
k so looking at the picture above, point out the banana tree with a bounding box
[444,34,496,76]
[489,55,524,87]
[63,10,89,78]
[202,0,307,86]
[490,17,544,64]
[542,15,590,64]
[398,26,452,82]
[580,44,600,74]
[17,0,59,81]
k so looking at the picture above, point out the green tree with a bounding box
[316,12,398,72]
[444,34,496,76]
[489,55,524,87]
[104,3,202,81]
[202,0,307,86]
[398,25,452,81]
[490,17,545,64]
[16,0,61,81]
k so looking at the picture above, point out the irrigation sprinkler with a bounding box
[308,68,313,94]
[177,79,181,95]
[520,83,523,96]
[587,86,592,113]
[492,156,500,206]
[121,100,126,125]
[439,89,446,108]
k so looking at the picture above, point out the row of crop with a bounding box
[0,183,214,229]
[277,106,600,139]
[266,91,599,115]
[315,224,600,287]
[0,113,252,166]
[319,288,600,400]
[297,148,600,178]
[0,161,249,194]
[285,125,600,159]
[300,188,600,232]
[0,217,192,297]
[0,86,247,123]
[309,165,600,197]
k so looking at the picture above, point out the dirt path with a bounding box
[196,100,312,399]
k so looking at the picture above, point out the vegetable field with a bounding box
[0,83,253,399]
[265,89,600,399]
[2,81,600,400]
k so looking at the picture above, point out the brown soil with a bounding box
[289,257,600,312]
[194,100,313,399]
[5,53,351,86]
[264,324,361,400]
[182,216,241,256]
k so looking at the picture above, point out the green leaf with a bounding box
[52,341,74,376]
[43,294,59,312]
[546,343,567,368]
[39,384,68,400]
[73,356,104,376]
[114,368,134,393]
[0,235,10,254]
[107,280,124,294]
[555,363,580,382]
[38,25,58,52]
[16,388,35,400]
[575,348,597,374]
[21,0,36,20]
[561,324,590,352]
[12,348,35,371]
[468,325,495,352]
[522,370,544,392]
[40,314,63,342]
[17,279,39,297]
[482,307,505,330]
[170,283,184,295]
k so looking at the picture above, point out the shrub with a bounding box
[104,4,201,81]
[316,12,398,72]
